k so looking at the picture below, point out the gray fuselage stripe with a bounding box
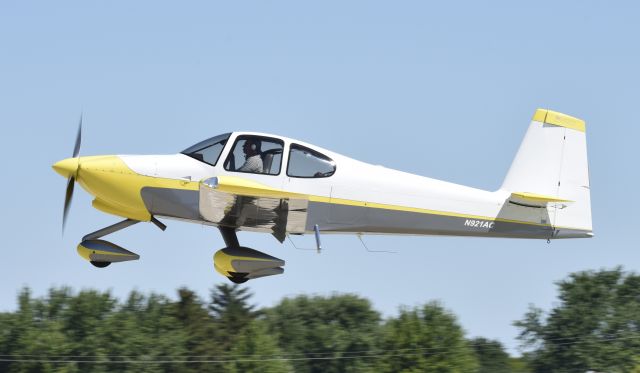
[304,202,590,239]
[140,187,591,239]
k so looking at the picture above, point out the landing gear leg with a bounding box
[218,226,240,248]
[83,216,166,241]
[79,217,165,268]
[83,219,139,241]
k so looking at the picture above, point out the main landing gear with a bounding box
[214,226,285,283]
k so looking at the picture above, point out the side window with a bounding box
[224,136,284,175]
[287,144,336,178]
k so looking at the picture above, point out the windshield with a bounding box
[181,133,231,166]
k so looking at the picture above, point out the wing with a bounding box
[199,176,309,242]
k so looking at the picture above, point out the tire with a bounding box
[228,275,249,284]
[90,261,111,268]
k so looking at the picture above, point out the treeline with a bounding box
[0,267,638,373]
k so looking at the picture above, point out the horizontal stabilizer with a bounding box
[509,192,573,207]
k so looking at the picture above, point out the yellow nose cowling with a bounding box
[55,155,154,222]
[52,157,79,178]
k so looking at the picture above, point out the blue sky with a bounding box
[1,1,638,354]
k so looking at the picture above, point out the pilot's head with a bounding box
[242,138,261,157]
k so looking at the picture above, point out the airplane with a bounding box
[52,108,593,283]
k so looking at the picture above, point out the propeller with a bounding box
[62,115,82,234]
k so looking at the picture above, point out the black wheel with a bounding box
[228,273,249,284]
[228,277,248,284]
[90,261,111,268]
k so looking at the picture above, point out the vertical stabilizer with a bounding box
[501,109,592,234]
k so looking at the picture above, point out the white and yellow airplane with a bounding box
[53,109,592,283]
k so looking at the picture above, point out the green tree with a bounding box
[0,288,101,373]
[470,337,510,373]
[264,294,381,373]
[209,284,258,351]
[226,320,293,373]
[6,288,78,373]
[375,302,478,373]
[515,267,640,373]
[0,288,33,373]
[98,290,187,373]
[0,311,12,372]
[172,287,222,373]
[508,357,533,373]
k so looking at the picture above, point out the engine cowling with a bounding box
[77,239,140,265]
[214,247,284,283]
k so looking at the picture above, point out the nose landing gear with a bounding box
[77,217,166,268]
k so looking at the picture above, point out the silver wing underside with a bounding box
[199,182,309,242]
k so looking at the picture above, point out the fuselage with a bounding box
[53,131,592,240]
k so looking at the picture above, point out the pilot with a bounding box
[237,138,263,173]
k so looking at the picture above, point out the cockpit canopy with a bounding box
[181,133,230,166]
[182,133,336,178]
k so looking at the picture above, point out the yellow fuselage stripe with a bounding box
[214,177,585,231]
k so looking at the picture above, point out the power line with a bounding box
[1,334,639,364]
[2,326,637,359]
